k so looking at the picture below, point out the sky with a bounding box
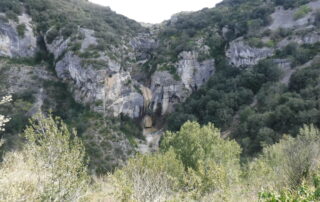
[89,0,223,24]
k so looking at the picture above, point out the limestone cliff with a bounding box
[1,0,320,171]
[0,13,37,58]
[226,0,320,67]
[45,29,215,121]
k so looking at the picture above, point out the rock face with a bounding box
[278,30,320,48]
[47,28,215,119]
[226,0,320,68]
[130,33,157,61]
[150,51,215,115]
[45,29,146,118]
[53,49,145,118]
[269,1,320,31]
[1,1,318,121]
[0,13,37,58]
[226,38,274,67]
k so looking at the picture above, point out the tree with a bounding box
[111,150,185,201]
[0,113,88,201]
[248,125,320,192]
[161,121,241,194]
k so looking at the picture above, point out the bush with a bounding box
[294,5,311,20]
[161,121,241,195]
[260,175,320,201]
[5,10,18,22]
[0,114,89,201]
[248,37,264,48]
[46,27,59,44]
[0,0,22,15]
[248,125,320,191]
[111,150,185,201]
[16,23,26,38]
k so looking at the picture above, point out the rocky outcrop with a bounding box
[226,0,320,68]
[0,13,37,58]
[47,26,214,119]
[46,28,145,118]
[269,0,320,31]
[130,33,157,61]
[53,49,145,118]
[80,28,98,51]
[226,38,274,67]
[150,71,184,115]
[150,51,215,115]
[178,51,215,90]
[278,30,320,48]
[46,36,70,60]
[0,59,58,118]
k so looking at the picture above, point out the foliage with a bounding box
[0,0,22,15]
[109,122,242,200]
[142,0,275,76]
[161,121,241,196]
[41,80,140,174]
[109,123,320,201]
[273,0,313,9]
[168,59,282,132]
[294,5,311,19]
[169,42,319,155]
[0,113,89,201]
[111,150,185,201]
[24,0,145,47]
[260,177,320,202]
[247,125,320,192]
[16,23,26,38]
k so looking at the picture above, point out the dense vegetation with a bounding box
[109,122,320,201]
[167,43,320,155]
[1,0,320,201]
[25,0,145,42]
[2,115,320,201]
[143,0,315,75]
[143,0,275,74]
[0,0,146,66]
[0,58,141,174]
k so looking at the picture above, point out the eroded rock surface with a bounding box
[226,38,274,67]
[0,13,37,58]
[46,28,215,119]
[269,1,320,31]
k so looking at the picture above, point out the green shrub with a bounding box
[0,0,22,15]
[111,150,185,201]
[248,37,264,48]
[0,114,89,201]
[16,23,26,38]
[248,125,320,191]
[5,10,18,22]
[294,5,311,20]
[46,27,59,44]
[265,40,275,48]
[161,121,241,195]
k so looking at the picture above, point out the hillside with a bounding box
[0,0,320,200]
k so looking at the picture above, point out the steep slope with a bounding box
[1,0,320,170]
[0,0,215,172]
[167,0,320,154]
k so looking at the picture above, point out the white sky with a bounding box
[89,0,223,24]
